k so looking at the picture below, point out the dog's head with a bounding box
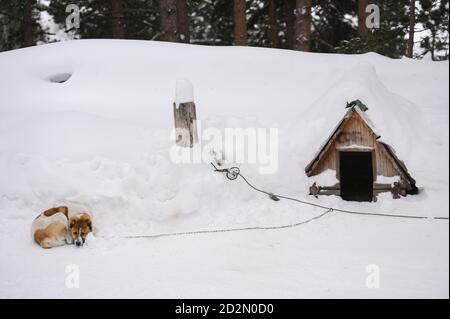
[69,213,92,247]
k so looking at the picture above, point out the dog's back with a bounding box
[31,206,69,249]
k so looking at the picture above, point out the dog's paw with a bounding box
[40,239,54,249]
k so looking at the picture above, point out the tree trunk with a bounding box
[268,0,280,48]
[407,0,415,58]
[233,0,248,46]
[431,31,436,61]
[160,0,178,42]
[358,0,368,40]
[176,0,190,43]
[111,0,125,39]
[0,13,8,50]
[284,0,295,49]
[294,0,312,52]
[23,0,34,47]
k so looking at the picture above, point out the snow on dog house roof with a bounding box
[305,100,418,200]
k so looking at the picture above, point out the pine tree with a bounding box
[310,0,357,53]
[0,5,21,51]
[371,0,409,57]
[247,0,285,48]
[418,0,449,60]
[121,1,160,41]
[190,0,234,46]
[2,0,445,60]
[335,0,410,58]
[190,0,276,48]
[48,0,113,39]
[47,0,162,41]
[0,0,45,51]
[247,0,271,47]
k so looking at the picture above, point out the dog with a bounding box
[31,203,94,249]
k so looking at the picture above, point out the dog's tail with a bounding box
[43,206,69,219]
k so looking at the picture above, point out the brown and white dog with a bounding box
[31,203,94,249]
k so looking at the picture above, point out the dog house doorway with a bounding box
[339,150,374,202]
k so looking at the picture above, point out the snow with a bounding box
[302,61,431,165]
[376,175,400,185]
[175,78,194,105]
[0,40,448,298]
[309,169,339,186]
[337,144,375,150]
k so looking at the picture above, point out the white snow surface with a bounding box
[0,40,448,298]
[175,78,194,105]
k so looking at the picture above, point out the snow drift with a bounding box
[0,40,448,298]
[0,39,448,231]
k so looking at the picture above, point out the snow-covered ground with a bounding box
[0,40,448,298]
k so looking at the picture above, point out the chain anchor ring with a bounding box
[226,167,240,180]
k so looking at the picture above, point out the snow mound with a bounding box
[0,40,448,237]
[299,62,435,174]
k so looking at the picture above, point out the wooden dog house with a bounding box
[305,100,418,202]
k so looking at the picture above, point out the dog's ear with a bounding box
[69,219,76,229]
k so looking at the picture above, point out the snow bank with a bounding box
[0,40,448,234]
[0,40,448,298]
[299,62,431,168]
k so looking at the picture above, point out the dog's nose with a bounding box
[75,241,82,247]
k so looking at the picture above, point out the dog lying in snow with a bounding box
[31,203,94,249]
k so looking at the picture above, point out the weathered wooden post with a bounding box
[173,79,198,148]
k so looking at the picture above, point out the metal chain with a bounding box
[123,208,333,240]
[212,163,449,221]
[109,164,447,241]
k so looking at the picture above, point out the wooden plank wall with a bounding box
[311,110,399,180]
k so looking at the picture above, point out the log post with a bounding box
[173,102,198,147]
[173,79,198,148]
[309,182,319,198]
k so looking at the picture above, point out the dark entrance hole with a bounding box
[340,151,374,202]
[48,72,72,83]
